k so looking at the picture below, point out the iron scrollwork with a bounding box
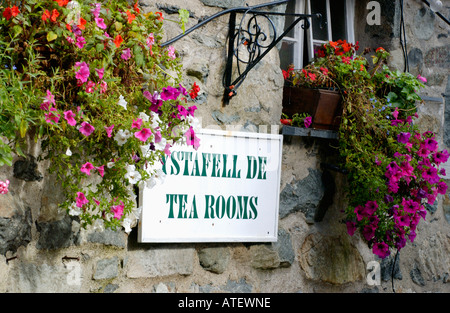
[223,7,320,105]
[160,0,322,105]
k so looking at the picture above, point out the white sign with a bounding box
[138,128,283,243]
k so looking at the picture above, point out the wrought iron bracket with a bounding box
[161,0,322,105]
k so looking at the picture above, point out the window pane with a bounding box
[330,0,346,41]
[310,0,328,41]
[283,0,297,38]
[279,41,295,70]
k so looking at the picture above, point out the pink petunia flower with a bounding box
[96,165,105,177]
[63,110,77,126]
[185,127,200,150]
[74,61,90,83]
[121,48,131,60]
[417,75,427,83]
[131,118,143,129]
[134,128,152,142]
[75,36,86,49]
[104,124,114,138]
[95,67,104,79]
[304,116,312,128]
[111,201,125,219]
[80,162,95,175]
[76,192,89,208]
[95,17,107,29]
[79,121,95,136]
[44,108,60,124]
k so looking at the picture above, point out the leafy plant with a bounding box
[0,0,201,232]
[284,40,448,258]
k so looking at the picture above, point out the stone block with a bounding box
[93,257,119,280]
[126,246,195,278]
[87,229,127,248]
[36,215,80,250]
[298,233,365,285]
[198,246,230,274]
[279,168,325,222]
[0,193,32,255]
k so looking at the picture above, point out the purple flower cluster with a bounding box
[346,127,448,259]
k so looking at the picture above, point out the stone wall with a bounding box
[0,0,449,293]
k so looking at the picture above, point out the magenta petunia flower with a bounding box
[96,165,105,177]
[433,149,449,164]
[63,110,77,126]
[111,201,125,219]
[75,61,90,83]
[76,36,86,49]
[95,17,107,29]
[134,128,152,142]
[121,48,132,60]
[397,132,411,144]
[417,75,427,83]
[131,118,143,129]
[80,162,95,175]
[304,116,312,128]
[104,124,114,138]
[395,214,410,227]
[346,221,356,236]
[79,121,95,136]
[423,138,438,152]
[185,126,200,150]
[372,242,390,259]
[95,67,104,79]
[160,85,180,101]
[437,181,448,195]
[76,192,89,208]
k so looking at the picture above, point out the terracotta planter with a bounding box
[282,86,343,130]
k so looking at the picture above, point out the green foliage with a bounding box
[0,0,200,232]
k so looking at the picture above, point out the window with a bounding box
[279,0,355,70]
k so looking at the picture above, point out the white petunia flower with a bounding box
[124,164,142,185]
[155,137,167,151]
[114,129,131,146]
[65,147,72,156]
[118,95,127,110]
[139,111,150,122]
[150,111,162,129]
[68,202,81,216]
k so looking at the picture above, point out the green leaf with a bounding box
[96,43,104,53]
[178,9,190,33]
[134,45,144,68]
[19,119,28,138]
[47,31,58,42]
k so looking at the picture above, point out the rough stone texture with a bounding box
[93,257,119,280]
[87,229,127,248]
[444,75,450,148]
[424,45,450,69]
[7,261,81,293]
[198,246,231,274]
[0,192,32,255]
[298,233,365,285]
[380,253,402,282]
[279,168,324,222]
[413,7,436,41]
[13,156,43,182]
[417,232,450,282]
[36,215,80,250]
[126,246,195,278]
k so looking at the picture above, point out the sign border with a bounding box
[138,128,283,243]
